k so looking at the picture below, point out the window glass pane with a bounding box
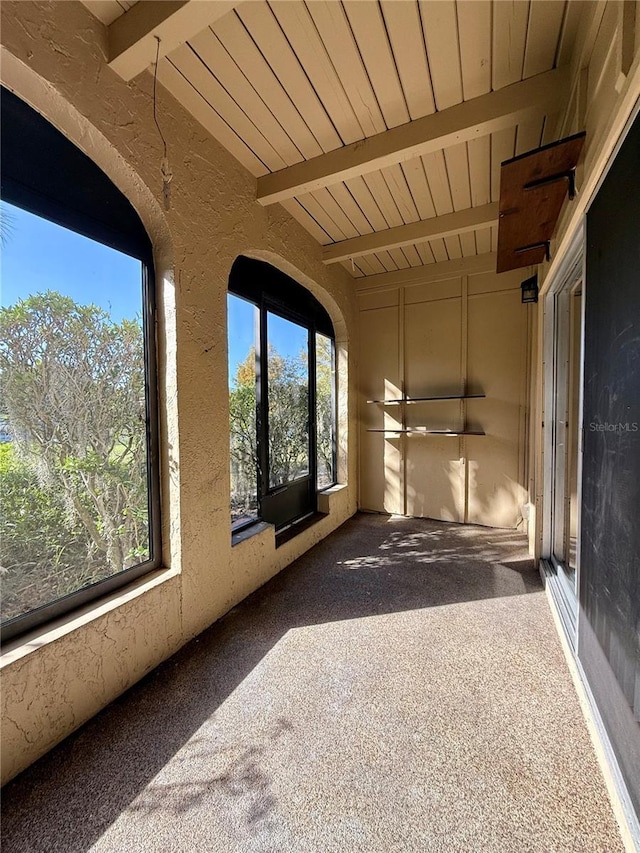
[267,312,309,488]
[551,284,581,594]
[566,288,582,577]
[316,332,335,489]
[0,202,151,625]
[228,294,258,526]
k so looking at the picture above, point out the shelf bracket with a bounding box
[515,240,551,262]
[524,168,577,200]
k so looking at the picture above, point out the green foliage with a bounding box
[0,291,150,623]
[228,334,335,520]
[0,443,93,620]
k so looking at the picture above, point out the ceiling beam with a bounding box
[257,67,570,206]
[354,253,498,292]
[108,0,239,81]
[323,203,498,265]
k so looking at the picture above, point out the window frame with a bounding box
[0,89,161,644]
[228,257,337,536]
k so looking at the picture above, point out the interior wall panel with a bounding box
[405,296,464,522]
[357,267,530,529]
[358,301,402,515]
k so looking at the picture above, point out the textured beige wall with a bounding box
[357,264,531,530]
[0,0,358,784]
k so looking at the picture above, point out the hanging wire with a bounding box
[153,36,173,210]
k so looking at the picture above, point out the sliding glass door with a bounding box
[550,282,583,599]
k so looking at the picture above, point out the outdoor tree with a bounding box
[229,335,335,522]
[0,291,149,619]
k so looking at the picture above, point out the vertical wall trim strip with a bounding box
[461,275,469,524]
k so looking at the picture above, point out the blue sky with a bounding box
[228,294,308,382]
[1,202,142,322]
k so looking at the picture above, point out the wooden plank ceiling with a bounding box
[93,0,583,280]
[81,0,138,26]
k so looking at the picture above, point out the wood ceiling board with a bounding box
[188,27,303,166]
[361,254,387,276]
[419,0,463,111]
[350,255,373,276]
[344,177,389,233]
[422,151,454,216]
[557,0,587,67]
[416,242,436,266]
[362,172,404,229]
[212,13,323,161]
[296,192,349,242]
[467,136,491,207]
[401,159,437,221]
[109,0,239,80]
[157,59,268,176]
[269,2,363,146]
[325,183,374,236]
[460,231,477,257]
[457,0,492,100]
[376,251,399,273]
[279,199,332,244]
[402,244,424,268]
[170,44,287,172]
[306,1,386,137]
[496,132,585,273]
[256,67,568,205]
[475,226,492,255]
[492,0,530,90]
[388,248,412,270]
[380,164,420,225]
[444,236,463,259]
[516,116,544,156]
[340,258,362,277]
[236,2,342,152]
[309,188,361,240]
[490,127,516,202]
[380,0,436,120]
[354,252,497,292]
[322,203,498,264]
[430,239,448,263]
[344,1,410,129]
[523,1,566,78]
[79,0,131,25]
[443,142,472,210]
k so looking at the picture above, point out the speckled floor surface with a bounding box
[1,513,625,852]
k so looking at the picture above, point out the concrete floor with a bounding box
[1,513,625,852]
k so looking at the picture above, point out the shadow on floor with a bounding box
[1,513,540,852]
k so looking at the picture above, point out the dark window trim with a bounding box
[228,257,337,535]
[0,90,161,645]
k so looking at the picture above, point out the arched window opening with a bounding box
[0,88,160,643]
[228,256,336,535]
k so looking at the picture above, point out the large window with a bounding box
[0,89,159,643]
[228,257,336,534]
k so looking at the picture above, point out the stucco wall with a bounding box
[0,0,358,784]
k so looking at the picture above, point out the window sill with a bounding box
[317,482,347,514]
[231,520,274,548]
[0,565,179,668]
